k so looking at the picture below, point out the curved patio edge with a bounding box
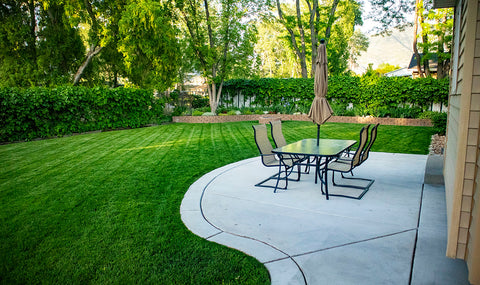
[180,157,307,285]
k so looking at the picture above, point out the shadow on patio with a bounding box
[181,152,469,284]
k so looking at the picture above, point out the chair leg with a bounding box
[255,163,300,193]
[328,171,374,200]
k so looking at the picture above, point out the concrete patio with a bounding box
[180,152,470,284]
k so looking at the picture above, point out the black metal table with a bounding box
[272,138,357,200]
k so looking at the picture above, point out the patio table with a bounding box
[272,138,356,200]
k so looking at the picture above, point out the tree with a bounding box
[254,18,301,78]
[368,0,415,35]
[59,0,131,85]
[274,0,310,78]
[0,1,84,87]
[348,30,369,71]
[0,1,39,87]
[418,1,453,79]
[176,0,262,113]
[37,2,85,85]
[272,0,364,78]
[369,0,453,79]
[118,0,180,89]
[327,0,364,75]
[376,63,400,74]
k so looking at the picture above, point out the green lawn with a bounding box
[0,121,435,284]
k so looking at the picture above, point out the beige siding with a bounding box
[466,2,480,278]
[467,149,480,283]
[445,0,480,267]
[445,0,480,283]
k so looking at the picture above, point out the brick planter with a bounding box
[172,114,433,127]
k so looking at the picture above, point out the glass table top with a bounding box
[272,139,357,156]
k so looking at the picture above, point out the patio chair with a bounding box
[253,124,301,192]
[324,125,374,199]
[338,123,379,167]
[360,123,379,164]
[269,120,310,172]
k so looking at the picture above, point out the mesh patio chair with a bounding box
[360,123,379,164]
[324,125,374,199]
[269,120,310,173]
[337,123,379,168]
[253,124,301,192]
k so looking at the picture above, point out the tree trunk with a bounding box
[276,0,308,78]
[420,10,430,77]
[436,14,447,79]
[413,0,424,78]
[296,0,308,78]
[325,0,340,41]
[308,0,319,78]
[73,45,102,85]
[27,0,37,70]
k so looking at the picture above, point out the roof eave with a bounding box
[433,0,456,8]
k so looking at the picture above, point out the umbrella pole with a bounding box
[317,124,320,146]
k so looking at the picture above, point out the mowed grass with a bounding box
[0,121,435,283]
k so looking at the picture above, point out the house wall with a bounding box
[469,148,480,283]
[444,0,480,283]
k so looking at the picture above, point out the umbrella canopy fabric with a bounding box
[308,42,333,126]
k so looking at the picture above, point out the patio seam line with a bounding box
[198,157,308,285]
[290,228,418,259]
[408,183,425,285]
[205,232,223,240]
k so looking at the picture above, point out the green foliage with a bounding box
[0,87,165,142]
[375,63,401,75]
[420,111,447,135]
[191,94,209,109]
[222,75,449,114]
[118,1,180,89]
[0,1,84,87]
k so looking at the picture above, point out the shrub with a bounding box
[431,112,448,135]
[419,111,447,135]
[221,76,449,113]
[192,110,204,116]
[0,86,164,142]
[172,105,188,116]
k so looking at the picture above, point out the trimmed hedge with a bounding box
[222,76,449,111]
[0,86,164,142]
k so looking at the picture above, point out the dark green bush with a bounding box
[0,86,164,142]
[431,112,448,135]
[420,111,447,135]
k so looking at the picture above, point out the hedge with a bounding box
[0,86,164,142]
[222,76,449,111]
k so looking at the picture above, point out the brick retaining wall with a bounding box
[172,114,433,127]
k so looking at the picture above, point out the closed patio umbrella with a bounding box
[308,39,333,145]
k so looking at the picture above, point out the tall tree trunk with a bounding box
[413,0,424,78]
[325,0,340,41]
[295,0,308,78]
[420,10,430,77]
[436,15,447,79]
[27,0,37,70]
[308,0,319,78]
[204,0,222,113]
[72,0,102,85]
[73,45,102,85]
[276,0,308,78]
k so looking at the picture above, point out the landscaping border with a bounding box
[172,114,433,127]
